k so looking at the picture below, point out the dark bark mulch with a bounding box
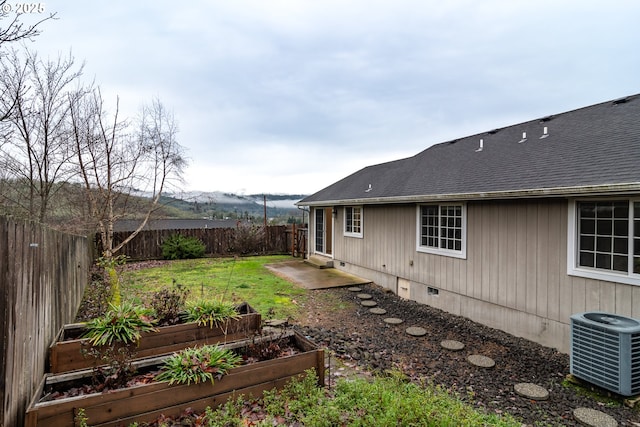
[295,283,640,427]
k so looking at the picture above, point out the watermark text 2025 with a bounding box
[1,3,46,13]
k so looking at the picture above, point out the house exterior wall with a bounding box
[310,200,640,354]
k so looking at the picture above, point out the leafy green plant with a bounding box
[262,370,522,427]
[155,345,242,385]
[141,369,523,426]
[74,408,90,427]
[261,370,325,419]
[82,302,157,346]
[149,281,190,326]
[184,298,240,328]
[161,234,206,260]
[201,398,245,427]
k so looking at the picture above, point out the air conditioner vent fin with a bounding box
[570,312,640,396]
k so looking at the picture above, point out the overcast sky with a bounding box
[22,1,640,195]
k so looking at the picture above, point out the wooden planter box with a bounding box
[48,303,261,374]
[27,331,324,427]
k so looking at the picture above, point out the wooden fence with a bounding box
[0,220,306,425]
[99,224,306,261]
[0,216,91,427]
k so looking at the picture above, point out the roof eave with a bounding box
[296,183,640,207]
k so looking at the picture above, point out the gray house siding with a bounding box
[311,199,640,353]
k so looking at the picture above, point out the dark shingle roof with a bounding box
[299,94,640,206]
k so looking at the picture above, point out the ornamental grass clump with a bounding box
[82,302,157,346]
[184,298,240,328]
[155,345,242,386]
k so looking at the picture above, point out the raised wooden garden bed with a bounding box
[48,302,261,374]
[26,330,324,427]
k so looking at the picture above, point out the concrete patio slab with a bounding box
[265,260,372,290]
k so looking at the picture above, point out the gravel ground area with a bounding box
[294,283,640,427]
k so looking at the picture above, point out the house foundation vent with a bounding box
[397,278,410,300]
[570,312,640,396]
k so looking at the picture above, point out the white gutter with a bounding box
[296,183,640,207]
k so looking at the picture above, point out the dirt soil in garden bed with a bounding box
[293,283,640,427]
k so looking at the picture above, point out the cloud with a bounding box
[24,0,640,194]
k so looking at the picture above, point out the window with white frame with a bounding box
[344,206,363,237]
[568,199,640,285]
[417,203,466,258]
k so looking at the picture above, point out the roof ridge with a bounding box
[426,93,640,150]
[299,93,640,205]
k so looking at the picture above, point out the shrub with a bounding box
[232,223,265,254]
[161,234,206,260]
[82,302,157,346]
[150,281,190,326]
[155,345,242,385]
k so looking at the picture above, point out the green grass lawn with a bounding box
[120,255,308,320]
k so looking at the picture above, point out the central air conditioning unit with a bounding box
[570,311,640,396]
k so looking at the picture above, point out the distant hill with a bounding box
[160,191,308,223]
[168,191,304,207]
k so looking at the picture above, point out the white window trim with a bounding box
[567,199,640,286]
[415,203,467,259]
[343,206,363,238]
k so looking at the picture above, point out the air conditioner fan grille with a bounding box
[570,313,640,396]
[571,322,620,391]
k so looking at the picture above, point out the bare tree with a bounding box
[0,48,84,222]
[0,0,55,121]
[0,0,55,47]
[70,90,187,258]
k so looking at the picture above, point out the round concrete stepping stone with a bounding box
[356,293,372,300]
[514,383,549,401]
[440,340,465,351]
[467,354,495,368]
[573,407,618,427]
[369,307,387,315]
[361,300,377,307]
[348,287,362,292]
[406,326,427,337]
[384,317,404,325]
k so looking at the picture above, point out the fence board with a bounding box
[0,216,90,427]
[98,225,299,260]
